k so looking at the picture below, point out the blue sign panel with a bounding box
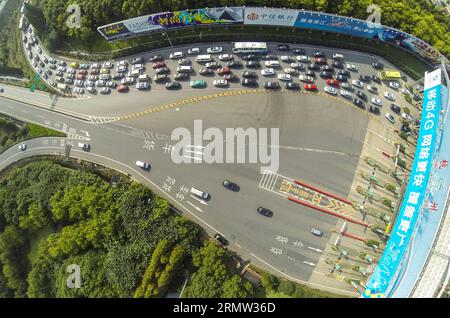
[363,70,442,298]
[294,11,380,38]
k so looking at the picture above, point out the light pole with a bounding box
[162,32,173,49]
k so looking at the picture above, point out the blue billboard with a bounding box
[363,69,443,298]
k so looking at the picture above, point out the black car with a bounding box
[372,62,384,70]
[174,73,189,81]
[338,69,350,77]
[359,75,371,82]
[246,61,260,68]
[223,180,240,192]
[257,207,273,217]
[199,68,214,76]
[276,44,290,51]
[320,71,333,78]
[292,48,305,54]
[228,61,243,69]
[313,51,326,58]
[357,90,368,101]
[46,69,52,75]
[337,74,348,82]
[371,75,381,84]
[262,54,277,60]
[305,70,315,77]
[242,54,258,61]
[321,65,334,72]
[214,233,229,246]
[148,55,163,62]
[264,81,280,89]
[286,82,300,90]
[155,67,170,74]
[39,62,45,68]
[241,78,258,86]
[241,71,257,78]
[132,57,144,64]
[332,61,343,68]
[353,98,365,109]
[390,103,401,114]
[165,82,181,90]
[307,63,319,70]
[368,105,380,114]
[401,123,411,133]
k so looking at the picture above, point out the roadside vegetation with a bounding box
[25,0,450,58]
[0,160,345,298]
[0,114,65,154]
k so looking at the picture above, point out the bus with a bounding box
[232,42,268,54]
[379,70,402,80]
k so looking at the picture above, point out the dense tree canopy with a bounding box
[27,0,450,57]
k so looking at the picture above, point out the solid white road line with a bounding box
[303,261,316,266]
[307,246,323,253]
[186,201,203,213]
[189,195,208,205]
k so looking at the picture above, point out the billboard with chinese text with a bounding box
[244,7,297,26]
[363,69,443,298]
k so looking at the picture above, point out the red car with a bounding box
[312,57,327,64]
[217,67,231,75]
[78,69,88,75]
[152,62,165,69]
[117,84,129,92]
[76,74,86,80]
[304,84,317,91]
[327,79,340,87]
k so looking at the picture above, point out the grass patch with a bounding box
[26,123,65,138]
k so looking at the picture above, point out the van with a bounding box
[169,51,184,59]
[196,55,213,63]
[136,160,150,170]
[264,60,280,68]
[332,53,344,60]
[78,142,90,150]
[177,65,193,73]
[138,74,150,81]
[190,187,210,200]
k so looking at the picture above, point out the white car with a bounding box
[384,91,396,101]
[296,55,310,62]
[99,87,111,94]
[402,112,413,121]
[367,85,378,93]
[74,80,84,87]
[206,46,222,54]
[352,80,363,88]
[57,66,66,72]
[261,68,275,76]
[371,97,383,106]
[299,75,314,83]
[290,63,304,70]
[136,82,150,89]
[100,74,111,80]
[121,77,135,84]
[188,47,200,55]
[102,61,113,68]
[213,79,228,87]
[340,89,352,99]
[116,66,127,73]
[96,79,107,87]
[205,62,219,69]
[48,80,56,87]
[88,75,98,81]
[91,63,101,68]
[169,51,184,59]
[389,81,400,89]
[106,81,117,88]
[18,144,26,151]
[87,87,96,93]
[66,68,75,74]
[284,68,298,75]
[402,87,411,95]
[385,112,395,124]
[132,63,144,70]
[346,64,358,71]
[324,86,337,95]
[73,87,84,94]
[218,54,233,61]
[85,80,94,87]
[277,73,292,81]
[280,56,293,62]
[118,60,128,67]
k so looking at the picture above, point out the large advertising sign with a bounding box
[98,7,243,40]
[294,11,380,38]
[244,7,297,26]
[363,69,443,298]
